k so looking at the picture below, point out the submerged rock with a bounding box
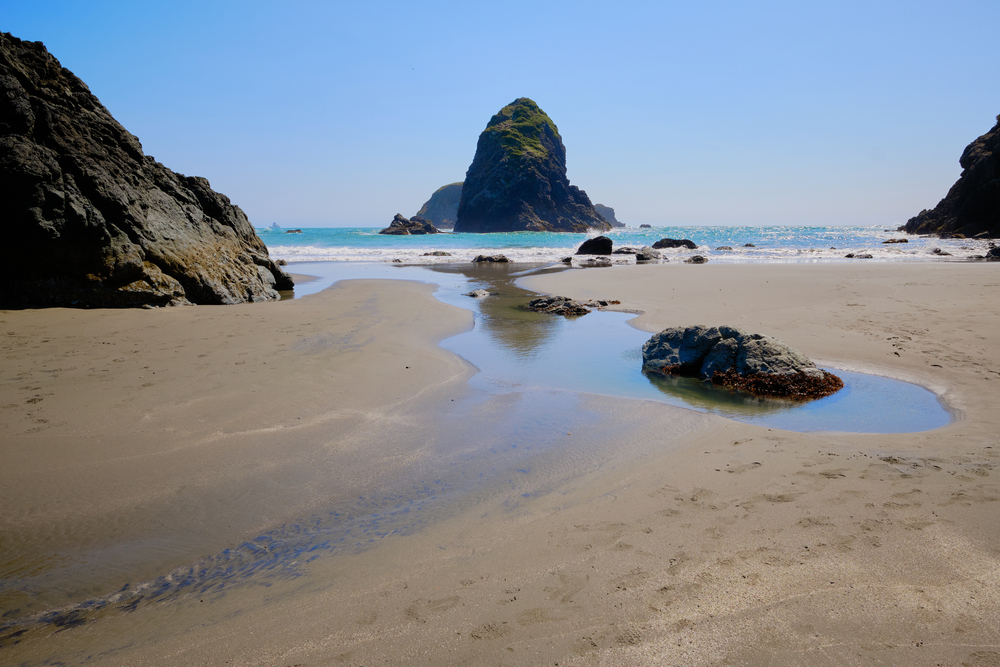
[414,182,462,229]
[464,289,495,298]
[378,213,439,235]
[0,32,293,307]
[684,255,708,264]
[455,98,610,233]
[902,114,1000,238]
[642,325,843,400]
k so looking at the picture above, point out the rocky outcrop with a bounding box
[415,182,462,228]
[635,246,661,262]
[652,238,698,250]
[575,236,613,255]
[0,32,292,307]
[527,296,591,316]
[378,213,439,235]
[472,254,510,263]
[642,325,843,400]
[455,98,611,233]
[594,204,625,228]
[526,296,621,316]
[902,115,1000,238]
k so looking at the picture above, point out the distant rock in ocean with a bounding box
[594,204,625,228]
[415,182,462,229]
[0,32,292,307]
[902,114,1000,238]
[378,213,439,235]
[455,98,611,233]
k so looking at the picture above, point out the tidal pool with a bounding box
[292,261,951,434]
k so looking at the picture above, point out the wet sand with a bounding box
[2,262,999,665]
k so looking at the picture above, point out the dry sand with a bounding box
[2,262,999,666]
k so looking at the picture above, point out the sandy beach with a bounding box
[2,262,999,666]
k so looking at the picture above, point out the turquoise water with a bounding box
[260,225,992,264]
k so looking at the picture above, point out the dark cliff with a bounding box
[0,32,292,307]
[903,115,1000,238]
[594,203,624,228]
[415,182,462,228]
[454,98,610,233]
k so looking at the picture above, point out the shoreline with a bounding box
[2,262,998,665]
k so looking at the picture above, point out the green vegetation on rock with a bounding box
[482,98,559,159]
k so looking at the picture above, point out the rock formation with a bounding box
[642,325,843,400]
[414,182,462,229]
[652,238,698,250]
[575,236,613,255]
[594,204,625,228]
[378,213,439,235]
[902,115,1000,238]
[455,98,610,233]
[635,246,661,262]
[0,32,292,307]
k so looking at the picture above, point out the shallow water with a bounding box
[289,261,951,433]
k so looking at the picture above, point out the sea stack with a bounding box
[454,98,610,233]
[0,32,293,307]
[415,182,462,229]
[902,114,1000,238]
[594,204,625,228]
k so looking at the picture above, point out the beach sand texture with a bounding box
[2,263,999,666]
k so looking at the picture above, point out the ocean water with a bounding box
[259,224,994,265]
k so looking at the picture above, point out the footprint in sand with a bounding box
[404,595,460,622]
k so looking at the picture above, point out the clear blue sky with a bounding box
[5,0,999,227]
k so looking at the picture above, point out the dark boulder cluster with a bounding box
[0,32,292,307]
[574,236,661,262]
[902,114,1000,238]
[455,98,610,233]
[526,295,620,317]
[472,254,510,263]
[642,325,843,400]
[378,213,439,235]
[652,238,698,250]
[526,296,591,316]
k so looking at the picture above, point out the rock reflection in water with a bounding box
[642,371,802,417]
[427,264,565,358]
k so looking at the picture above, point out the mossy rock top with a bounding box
[482,97,559,159]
